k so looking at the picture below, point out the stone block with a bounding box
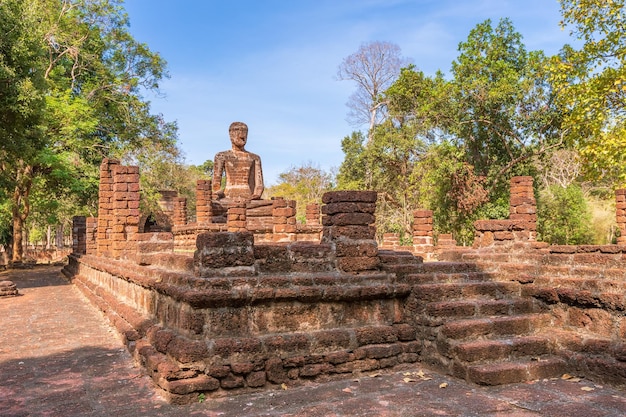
[355,326,398,346]
[322,191,377,204]
[160,374,219,395]
[337,256,380,272]
[265,358,288,384]
[322,213,375,226]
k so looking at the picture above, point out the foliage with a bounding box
[336,19,563,244]
[551,0,626,183]
[336,131,367,190]
[0,0,178,261]
[266,163,334,223]
[537,184,594,244]
[450,18,563,191]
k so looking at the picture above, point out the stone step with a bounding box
[533,276,626,293]
[457,357,568,385]
[412,281,521,303]
[403,271,499,285]
[383,261,479,278]
[440,314,549,341]
[423,299,537,324]
[136,253,194,273]
[451,336,552,363]
[378,250,423,265]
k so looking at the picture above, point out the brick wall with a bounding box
[474,176,537,247]
[321,191,380,273]
[97,158,118,257]
[196,180,213,224]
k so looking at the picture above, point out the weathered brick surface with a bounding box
[321,191,380,273]
[473,176,536,247]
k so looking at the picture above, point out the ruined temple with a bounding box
[63,130,626,403]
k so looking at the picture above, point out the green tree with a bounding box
[552,0,626,183]
[537,184,594,244]
[0,0,177,262]
[450,18,563,191]
[0,0,48,262]
[266,163,334,223]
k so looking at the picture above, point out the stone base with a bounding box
[0,280,19,297]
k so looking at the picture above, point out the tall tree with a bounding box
[552,0,626,183]
[0,0,177,262]
[337,41,410,143]
[0,0,48,262]
[450,18,563,191]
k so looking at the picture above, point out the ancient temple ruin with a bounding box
[63,129,626,403]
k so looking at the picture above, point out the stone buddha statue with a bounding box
[211,122,264,206]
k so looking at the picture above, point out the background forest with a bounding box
[0,0,624,263]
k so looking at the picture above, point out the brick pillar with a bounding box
[381,233,400,250]
[72,216,86,255]
[616,189,626,244]
[172,197,187,227]
[321,191,379,273]
[436,233,457,248]
[55,225,64,249]
[227,200,247,232]
[97,158,119,257]
[111,164,140,259]
[509,176,537,240]
[86,217,97,255]
[306,203,321,226]
[194,232,255,277]
[196,180,213,224]
[272,198,297,242]
[413,210,434,254]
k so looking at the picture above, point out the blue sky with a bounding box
[123,0,572,185]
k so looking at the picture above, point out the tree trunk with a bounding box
[11,164,33,263]
[11,214,23,263]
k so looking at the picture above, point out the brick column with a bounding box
[111,164,140,259]
[321,191,379,273]
[86,217,97,255]
[194,232,255,277]
[272,198,297,242]
[97,158,118,257]
[72,216,86,255]
[413,210,434,254]
[381,233,400,250]
[616,189,626,244]
[509,176,537,240]
[173,197,187,227]
[306,203,321,226]
[196,180,213,224]
[436,233,457,248]
[227,200,247,232]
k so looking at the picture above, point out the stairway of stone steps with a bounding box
[380,252,567,385]
[451,249,626,386]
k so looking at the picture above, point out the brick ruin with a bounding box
[62,159,626,403]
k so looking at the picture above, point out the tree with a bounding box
[537,184,594,244]
[0,0,177,262]
[336,131,367,190]
[551,0,626,183]
[337,41,410,143]
[266,163,334,223]
[0,0,48,262]
[450,18,563,191]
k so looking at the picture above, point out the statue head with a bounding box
[229,121,248,151]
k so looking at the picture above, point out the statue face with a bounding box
[229,126,248,150]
